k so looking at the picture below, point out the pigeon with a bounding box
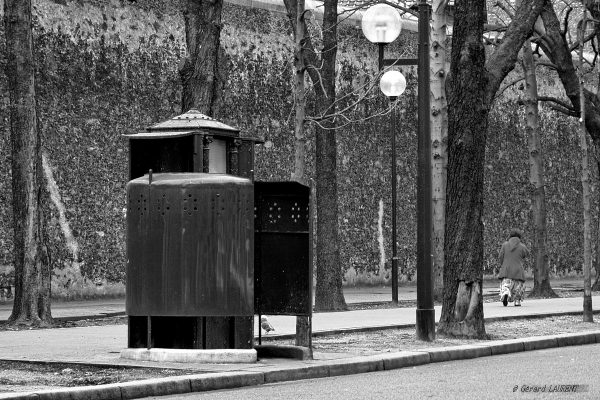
[260,316,275,334]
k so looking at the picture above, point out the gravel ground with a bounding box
[269,315,600,355]
[0,361,194,393]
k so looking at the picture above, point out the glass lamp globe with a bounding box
[380,70,407,98]
[361,4,402,44]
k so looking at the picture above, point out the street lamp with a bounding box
[361,1,435,341]
[361,4,402,70]
[379,70,406,313]
[380,70,407,99]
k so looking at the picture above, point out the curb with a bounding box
[0,312,126,324]
[1,330,599,400]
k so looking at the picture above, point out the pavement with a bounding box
[0,279,599,400]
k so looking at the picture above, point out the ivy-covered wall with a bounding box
[485,102,595,278]
[0,0,593,294]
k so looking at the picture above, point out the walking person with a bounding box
[498,229,529,306]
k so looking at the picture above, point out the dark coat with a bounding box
[498,237,529,281]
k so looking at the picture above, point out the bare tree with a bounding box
[283,0,347,311]
[533,1,600,314]
[288,0,313,349]
[521,37,557,298]
[576,7,593,322]
[5,0,52,326]
[594,144,600,291]
[431,0,449,301]
[483,0,557,298]
[438,0,546,338]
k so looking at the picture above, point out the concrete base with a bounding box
[120,348,257,364]
[255,344,312,360]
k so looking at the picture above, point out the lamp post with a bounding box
[380,70,406,307]
[362,1,435,341]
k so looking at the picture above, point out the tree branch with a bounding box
[569,29,597,53]
[538,95,577,113]
[544,101,579,117]
[535,60,559,70]
[497,76,524,97]
[562,6,573,37]
[485,0,547,105]
[540,2,600,143]
[495,1,514,19]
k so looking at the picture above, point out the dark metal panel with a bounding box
[126,185,149,315]
[254,182,312,316]
[127,316,148,348]
[129,136,194,180]
[204,317,232,349]
[233,317,254,349]
[151,317,197,349]
[238,140,254,180]
[128,316,252,349]
[126,173,254,317]
[255,233,310,315]
[193,134,203,172]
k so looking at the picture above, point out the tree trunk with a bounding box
[593,149,600,291]
[437,0,487,338]
[522,39,556,298]
[577,12,593,323]
[282,0,345,312]
[290,0,312,351]
[438,0,545,338]
[430,0,448,302]
[179,0,225,115]
[5,0,52,326]
[292,0,307,184]
[313,0,346,311]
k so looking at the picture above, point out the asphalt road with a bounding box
[152,344,600,400]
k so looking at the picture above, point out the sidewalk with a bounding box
[0,282,598,400]
[0,278,585,322]
[0,295,597,366]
